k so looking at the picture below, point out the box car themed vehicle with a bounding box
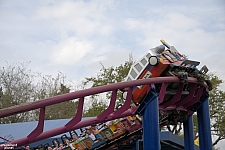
[124,39,210,125]
[125,39,208,103]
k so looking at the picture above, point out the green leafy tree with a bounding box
[0,62,37,123]
[207,74,225,146]
[83,97,108,117]
[33,72,78,120]
[82,55,133,117]
[0,62,78,123]
[83,58,133,105]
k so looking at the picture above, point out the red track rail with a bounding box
[0,77,208,149]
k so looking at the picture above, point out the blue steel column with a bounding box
[197,92,212,150]
[183,115,194,150]
[142,90,160,150]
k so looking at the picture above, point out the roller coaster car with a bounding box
[97,119,126,142]
[125,40,207,104]
[71,137,88,150]
[108,119,126,139]
[99,127,114,140]
[69,131,88,150]
[81,134,105,150]
[71,123,126,150]
[120,115,142,132]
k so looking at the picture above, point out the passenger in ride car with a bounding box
[85,128,97,142]
[25,145,30,150]
[64,138,75,150]
[71,134,78,142]
[47,146,53,150]
[90,124,99,134]
[58,143,64,150]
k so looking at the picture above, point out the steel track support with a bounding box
[197,91,212,150]
[183,115,195,150]
[137,88,160,150]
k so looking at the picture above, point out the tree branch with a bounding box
[213,136,221,146]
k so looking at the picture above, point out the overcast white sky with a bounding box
[0,0,225,148]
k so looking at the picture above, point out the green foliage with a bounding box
[38,83,78,120]
[0,63,36,123]
[83,97,107,117]
[44,101,78,120]
[206,74,225,146]
[34,73,78,120]
[0,62,77,123]
[83,60,133,104]
[82,56,134,117]
[84,61,133,87]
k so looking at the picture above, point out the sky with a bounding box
[0,0,225,148]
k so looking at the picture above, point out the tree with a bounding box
[34,72,78,120]
[82,55,133,118]
[207,74,225,146]
[0,62,78,123]
[83,97,108,117]
[83,58,133,105]
[0,62,36,123]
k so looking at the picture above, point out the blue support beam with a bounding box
[138,88,160,150]
[183,115,195,150]
[197,91,212,150]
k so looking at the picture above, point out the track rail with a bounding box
[0,77,207,149]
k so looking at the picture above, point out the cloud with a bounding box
[0,0,225,88]
[123,10,225,62]
[50,37,94,65]
[125,12,201,32]
[33,0,114,37]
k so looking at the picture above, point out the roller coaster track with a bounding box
[0,77,208,149]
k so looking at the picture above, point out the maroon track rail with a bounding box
[0,77,208,149]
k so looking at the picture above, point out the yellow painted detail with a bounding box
[194,137,199,146]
